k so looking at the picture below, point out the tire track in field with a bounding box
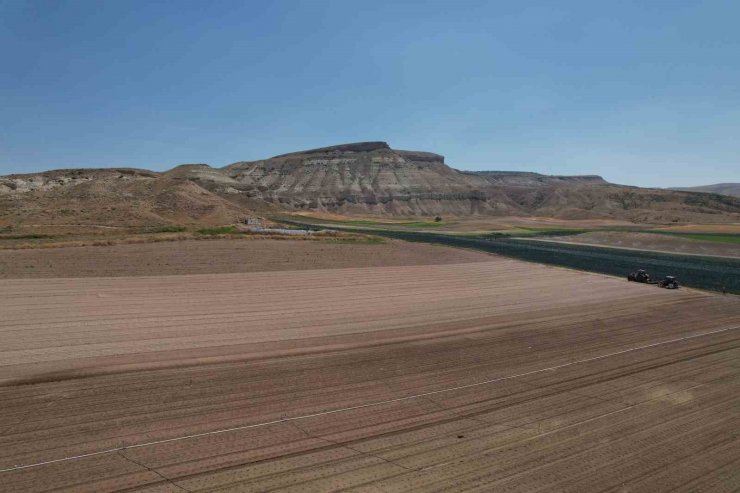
[2,324,736,474]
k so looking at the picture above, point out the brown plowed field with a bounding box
[1,258,739,492]
[0,238,492,278]
[548,231,740,258]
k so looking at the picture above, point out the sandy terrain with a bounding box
[0,238,492,278]
[530,231,740,258]
[1,258,739,492]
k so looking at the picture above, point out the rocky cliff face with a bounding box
[220,142,497,215]
[2,141,740,225]
[215,142,740,221]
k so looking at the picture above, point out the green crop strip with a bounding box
[196,226,240,235]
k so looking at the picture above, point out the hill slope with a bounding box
[0,168,247,230]
[2,142,740,228]
[217,142,740,222]
[670,183,740,198]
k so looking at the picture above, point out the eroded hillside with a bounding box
[0,168,247,229]
[2,141,740,227]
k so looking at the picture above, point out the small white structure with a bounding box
[243,216,264,226]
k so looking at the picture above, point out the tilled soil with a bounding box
[1,260,739,492]
[0,238,492,278]
[551,231,740,257]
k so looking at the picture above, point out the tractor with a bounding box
[627,269,651,283]
[627,269,680,289]
[658,276,679,289]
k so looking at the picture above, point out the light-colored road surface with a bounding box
[1,259,740,492]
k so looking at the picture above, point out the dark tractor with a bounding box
[658,276,679,289]
[627,269,651,283]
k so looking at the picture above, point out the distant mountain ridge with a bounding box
[2,141,740,228]
[669,183,740,198]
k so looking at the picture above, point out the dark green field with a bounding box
[651,231,740,244]
[282,220,740,294]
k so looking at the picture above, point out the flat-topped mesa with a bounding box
[271,141,392,158]
[4,140,740,222]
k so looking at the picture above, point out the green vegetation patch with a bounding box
[196,226,241,236]
[283,216,448,229]
[0,233,53,240]
[395,221,447,228]
[488,227,588,238]
[331,219,386,226]
[144,225,187,234]
[328,235,386,244]
[339,219,447,228]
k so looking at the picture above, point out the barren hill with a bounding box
[0,168,246,229]
[670,183,740,198]
[216,142,740,222]
[2,141,740,228]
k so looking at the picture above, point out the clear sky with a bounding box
[1,0,738,187]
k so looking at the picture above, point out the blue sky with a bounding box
[1,0,738,187]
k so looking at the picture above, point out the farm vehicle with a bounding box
[627,270,679,289]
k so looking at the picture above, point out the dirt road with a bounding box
[1,259,739,491]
